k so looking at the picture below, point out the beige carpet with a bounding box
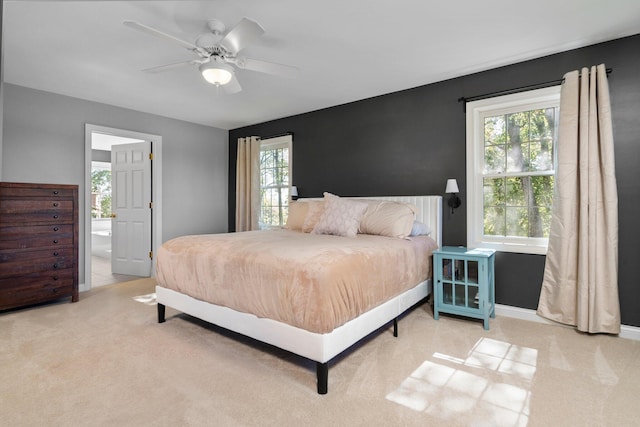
[2,278,640,427]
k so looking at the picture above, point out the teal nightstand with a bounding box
[433,246,496,330]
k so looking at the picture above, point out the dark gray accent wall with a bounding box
[229,34,640,327]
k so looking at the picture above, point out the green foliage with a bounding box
[483,107,558,238]
[91,169,110,193]
[91,169,112,219]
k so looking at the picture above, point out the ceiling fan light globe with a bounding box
[199,62,234,85]
[202,68,233,85]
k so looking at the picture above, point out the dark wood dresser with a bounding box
[0,182,79,311]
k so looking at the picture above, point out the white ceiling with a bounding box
[4,1,640,130]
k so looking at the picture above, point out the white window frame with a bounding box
[259,134,293,229]
[466,86,560,255]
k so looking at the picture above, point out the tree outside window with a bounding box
[483,107,557,239]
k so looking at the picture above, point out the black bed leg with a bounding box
[316,362,328,395]
[157,303,166,323]
[393,318,398,337]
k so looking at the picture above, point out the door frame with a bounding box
[83,124,163,291]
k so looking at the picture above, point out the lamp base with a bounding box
[448,195,461,214]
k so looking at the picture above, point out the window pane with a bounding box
[531,138,554,172]
[506,206,528,237]
[531,175,554,207]
[505,177,526,206]
[530,175,554,237]
[507,111,529,144]
[484,116,506,145]
[484,144,505,174]
[483,177,505,207]
[261,150,273,169]
[507,142,527,172]
[529,108,555,140]
[484,206,505,236]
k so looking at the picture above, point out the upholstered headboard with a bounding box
[297,195,442,247]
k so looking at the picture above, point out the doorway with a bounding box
[84,124,163,291]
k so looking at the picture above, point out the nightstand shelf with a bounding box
[433,246,495,330]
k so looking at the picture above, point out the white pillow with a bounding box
[409,220,432,236]
[358,200,417,238]
[285,201,308,231]
[312,193,368,237]
[301,200,326,233]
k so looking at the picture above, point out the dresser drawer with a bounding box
[0,186,75,199]
[0,199,74,223]
[0,225,74,250]
[0,248,74,277]
[0,270,75,310]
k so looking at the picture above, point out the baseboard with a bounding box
[495,304,640,341]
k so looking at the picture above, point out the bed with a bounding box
[155,195,442,394]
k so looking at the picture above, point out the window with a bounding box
[466,86,560,254]
[259,135,293,228]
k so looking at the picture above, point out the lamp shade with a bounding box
[199,62,234,85]
[445,179,459,194]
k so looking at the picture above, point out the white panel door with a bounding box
[111,142,152,276]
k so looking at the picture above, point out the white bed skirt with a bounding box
[156,279,430,363]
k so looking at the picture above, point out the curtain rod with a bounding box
[261,131,293,140]
[457,68,612,112]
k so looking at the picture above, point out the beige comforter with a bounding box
[156,230,437,334]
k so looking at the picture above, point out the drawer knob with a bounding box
[53,251,59,256]
[53,239,59,244]
[52,276,59,281]
[53,264,59,269]
[53,190,59,195]
[53,202,59,207]
[53,227,60,231]
[53,215,59,219]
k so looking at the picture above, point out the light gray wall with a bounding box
[0,0,4,179]
[2,83,228,284]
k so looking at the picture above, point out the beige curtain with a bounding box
[537,64,620,334]
[235,136,261,231]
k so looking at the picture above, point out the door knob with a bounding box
[110,213,117,218]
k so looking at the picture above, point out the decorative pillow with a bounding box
[301,200,326,233]
[358,200,417,239]
[312,193,368,237]
[285,201,309,231]
[409,220,432,236]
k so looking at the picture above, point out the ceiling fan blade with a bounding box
[124,20,205,55]
[236,57,299,78]
[219,18,265,54]
[142,59,199,74]
[223,74,243,94]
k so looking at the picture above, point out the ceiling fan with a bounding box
[124,17,299,93]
